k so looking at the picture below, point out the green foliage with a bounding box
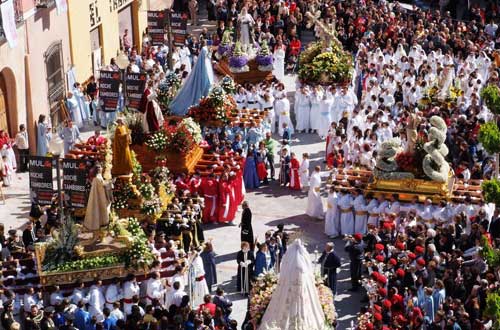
[130,151,142,178]
[479,122,500,154]
[482,179,500,207]
[481,85,500,115]
[485,291,500,329]
[42,216,79,272]
[480,235,500,267]
[51,255,123,273]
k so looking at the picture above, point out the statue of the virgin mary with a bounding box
[259,239,331,330]
[237,7,255,51]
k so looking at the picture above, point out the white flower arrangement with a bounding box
[181,117,202,144]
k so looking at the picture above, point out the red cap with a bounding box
[371,271,380,280]
[395,242,405,250]
[354,233,363,241]
[415,245,424,254]
[374,312,383,321]
[376,255,385,262]
[378,287,387,297]
[396,315,407,323]
[373,304,382,313]
[383,299,392,309]
[365,323,374,330]
[375,243,384,251]
[383,222,393,230]
[389,258,397,265]
[408,252,416,260]
[392,294,404,305]
[377,275,387,285]
[416,258,426,266]
[396,268,405,277]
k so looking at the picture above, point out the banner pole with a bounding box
[55,155,63,222]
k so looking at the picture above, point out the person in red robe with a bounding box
[289,152,301,190]
[200,173,218,223]
[189,171,202,195]
[218,173,234,223]
[175,173,190,192]
[139,80,160,133]
[86,129,107,146]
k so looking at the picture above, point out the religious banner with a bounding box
[55,0,68,15]
[1,0,18,49]
[147,10,166,46]
[99,70,121,112]
[126,73,147,111]
[62,159,90,208]
[29,156,54,206]
[171,11,188,46]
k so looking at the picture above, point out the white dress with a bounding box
[67,96,83,128]
[295,90,311,131]
[179,47,192,73]
[338,193,354,235]
[306,172,324,219]
[299,159,309,188]
[324,192,340,237]
[273,47,286,81]
[238,14,254,49]
[259,240,330,330]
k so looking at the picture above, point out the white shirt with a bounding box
[14,131,28,150]
[165,289,187,308]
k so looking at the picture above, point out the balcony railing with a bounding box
[0,0,25,39]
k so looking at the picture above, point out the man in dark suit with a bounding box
[213,287,233,318]
[318,242,341,295]
[345,233,366,291]
[22,222,36,249]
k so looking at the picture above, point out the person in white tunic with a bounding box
[87,281,106,322]
[275,85,294,136]
[338,190,354,235]
[352,189,368,234]
[146,271,166,305]
[122,274,140,316]
[179,45,192,73]
[191,251,210,307]
[259,239,328,330]
[66,92,84,128]
[299,153,310,192]
[309,86,323,132]
[104,282,122,311]
[294,85,311,132]
[235,87,247,110]
[318,89,334,139]
[324,186,340,238]
[306,166,324,219]
[259,92,275,133]
[273,41,286,81]
[237,7,255,51]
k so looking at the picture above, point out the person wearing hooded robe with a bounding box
[294,85,311,133]
[324,186,340,238]
[306,166,324,219]
[317,88,334,139]
[139,80,164,133]
[309,85,323,133]
[36,114,51,157]
[243,146,260,189]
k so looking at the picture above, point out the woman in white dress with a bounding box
[273,39,286,81]
[259,92,275,133]
[295,85,311,133]
[324,186,340,238]
[309,85,323,133]
[235,86,247,110]
[179,45,192,73]
[66,92,84,128]
[237,7,255,51]
[299,153,309,192]
[191,251,209,307]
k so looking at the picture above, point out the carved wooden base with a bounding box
[215,58,274,84]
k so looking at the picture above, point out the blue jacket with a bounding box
[74,308,91,330]
[254,251,269,276]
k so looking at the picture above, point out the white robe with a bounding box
[338,194,354,235]
[309,90,323,130]
[146,278,165,305]
[192,255,209,307]
[318,93,333,138]
[179,47,192,73]
[352,195,368,234]
[295,90,311,131]
[299,159,309,188]
[87,285,105,322]
[324,192,340,237]
[273,47,286,81]
[122,281,140,315]
[105,284,122,311]
[306,172,324,219]
[275,92,294,136]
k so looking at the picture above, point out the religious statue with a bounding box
[111,117,133,176]
[237,7,255,51]
[83,165,112,242]
[305,8,338,50]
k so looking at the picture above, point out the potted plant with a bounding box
[255,42,274,71]
[229,42,249,73]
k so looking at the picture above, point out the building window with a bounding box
[0,0,24,39]
[45,41,65,129]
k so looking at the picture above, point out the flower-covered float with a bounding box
[366,115,455,202]
[187,86,237,126]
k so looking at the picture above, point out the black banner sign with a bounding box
[29,156,54,206]
[99,70,121,112]
[147,11,166,46]
[171,11,188,46]
[62,159,90,209]
[126,73,147,111]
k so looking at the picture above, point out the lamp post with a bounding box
[115,51,130,110]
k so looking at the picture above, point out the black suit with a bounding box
[22,228,35,248]
[345,240,365,289]
[236,250,255,293]
[318,250,341,295]
[240,208,254,249]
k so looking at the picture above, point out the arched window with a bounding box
[45,41,65,128]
